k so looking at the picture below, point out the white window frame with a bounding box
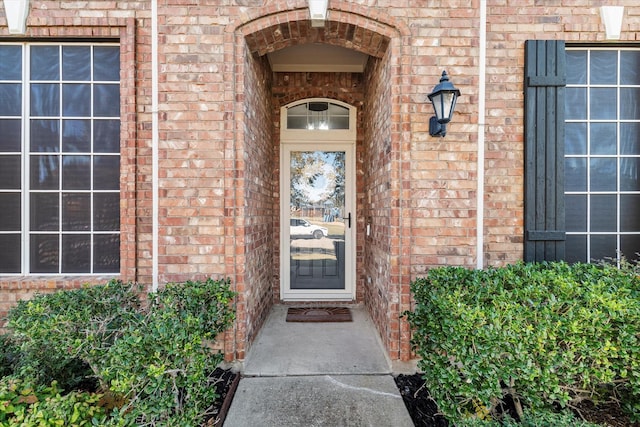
[0,42,121,276]
[565,47,640,264]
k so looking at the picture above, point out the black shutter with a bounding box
[524,40,566,262]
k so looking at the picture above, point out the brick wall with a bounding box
[2,0,640,362]
[242,51,274,348]
[362,51,395,358]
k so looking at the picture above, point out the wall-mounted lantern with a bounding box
[428,70,461,137]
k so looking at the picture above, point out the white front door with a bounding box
[281,143,355,300]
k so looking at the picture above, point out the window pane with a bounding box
[94,234,119,273]
[63,84,91,117]
[62,155,91,190]
[93,47,120,81]
[621,51,640,85]
[94,156,119,190]
[287,116,307,129]
[590,158,616,191]
[565,195,586,232]
[0,193,21,230]
[620,235,640,261]
[621,123,640,155]
[0,84,21,116]
[62,119,91,152]
[0,119,22,152]
[94,120,120,153]
[30,193,59,231]
[620,88,640,120]
[30,155,59,190]
[590,88,617,120]
[591,195,616,232]
[62,193,90,231]
[590,51,617,84]
[0,45,22,80]
[566,50,587,85]
[565,122,586,155]
[288,104,307,115]
[590,234,617,262]
[620,195,640,232]
[30,83,60,117]
[0,155,21,189]
[566,234,587,263]
[0,234,20,273]
[620,158,640,191]
[30,46,59,81]
[565,157,587,192]
[590,123,616,155]
[329,116,349,130]
[565,88,587,120]
[94,84,120,117]
[30,234,59,273]
[94,193,119,231]
[62,46,91,81]
[30,119,60,152]
[62,234,91,273]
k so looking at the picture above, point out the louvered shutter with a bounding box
[524,40,566,262]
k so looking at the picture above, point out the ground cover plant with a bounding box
[1,278,236,426]
[406,261,640,425]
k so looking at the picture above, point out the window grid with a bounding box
[0,42,120,275]
[565,47,640,264]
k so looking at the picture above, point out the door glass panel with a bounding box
[289,150,345,290]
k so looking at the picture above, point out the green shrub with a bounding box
[7,280,141,390]
[455,409,600,427]
[0,335,18,378]
[405,261,640,423]
[6,278,236,426]
[0,377,107,426]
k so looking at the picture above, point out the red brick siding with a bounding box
[2,0,640,362]
[242,52,274,348]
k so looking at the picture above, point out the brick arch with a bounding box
[245,20,390,59]
[231,1,408,59]
[274,89,364,110]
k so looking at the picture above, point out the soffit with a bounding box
[267,43,369,73]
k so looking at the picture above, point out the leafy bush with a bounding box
[405,261,640,423]
[455,409,600,427]
[0,377,107,426]
[6,278,236,426]
[7,280,140,390]
[0,335,18,378]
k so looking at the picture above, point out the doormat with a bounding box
[286,307,352,323]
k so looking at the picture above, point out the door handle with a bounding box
[343,212,351,228]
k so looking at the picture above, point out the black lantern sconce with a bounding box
[428,70,461,137]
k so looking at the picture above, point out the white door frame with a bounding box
[279,99,357,301]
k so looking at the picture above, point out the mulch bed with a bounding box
[394,373,639,427]
[203,368,240,426]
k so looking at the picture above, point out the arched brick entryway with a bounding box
[224,2,414,362]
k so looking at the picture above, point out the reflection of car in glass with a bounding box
[290,218,328,239]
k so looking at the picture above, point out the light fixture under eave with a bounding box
[309,0,328,28]
[3,0,30,35]
[600,6,624,40]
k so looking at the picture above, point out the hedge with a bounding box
[405,261,640,423]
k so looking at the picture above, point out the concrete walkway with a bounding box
[224,305,414,426]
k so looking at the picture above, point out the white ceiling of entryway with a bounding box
[267,43,369,73]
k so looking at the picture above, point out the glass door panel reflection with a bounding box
[289,150,346,290]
